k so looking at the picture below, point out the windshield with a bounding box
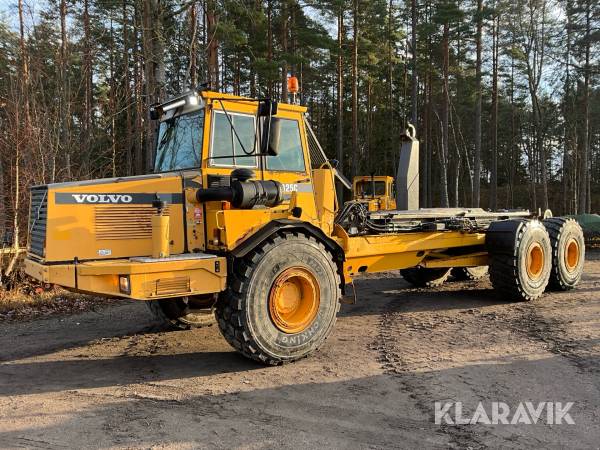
[357,181,386,197]
[154,109,204,172]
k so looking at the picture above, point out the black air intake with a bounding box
[196,169,284,209]
[28,186,48,257]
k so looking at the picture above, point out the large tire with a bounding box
[543,218,585,290]
[487,219,551,301]
[452,266,489,281]
[400,267,451,287]
[146,295,217,330]
[215,232,341,365]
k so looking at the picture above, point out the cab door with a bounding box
[200,98,318,250]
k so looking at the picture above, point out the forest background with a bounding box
[0,0,598,250]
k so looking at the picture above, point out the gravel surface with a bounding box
[1,252,599,449]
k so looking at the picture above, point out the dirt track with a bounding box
[1,253,599,449]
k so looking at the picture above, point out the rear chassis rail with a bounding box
[336,204,532,236]
[336,207,534,280]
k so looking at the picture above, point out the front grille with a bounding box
[155,276,190,296]
[28,186,48,257]
[94,205,170,240]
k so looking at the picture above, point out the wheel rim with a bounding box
[269,267,320,334]
[564,238,580,272]
[526,242,544,280]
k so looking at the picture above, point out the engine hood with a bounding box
[29,173,187,262]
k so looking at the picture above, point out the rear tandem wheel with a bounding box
[543,217,585,290]
[486,219,552,301]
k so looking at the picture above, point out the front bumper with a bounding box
[24,254,227,300]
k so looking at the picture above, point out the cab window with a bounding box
[210,111,257,167]
[266,119,306,172]
[154,110,204,172]
[358,181,386,196]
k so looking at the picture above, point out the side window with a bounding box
[210,111,257,167]
[266,119,306,172]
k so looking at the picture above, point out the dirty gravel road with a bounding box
[1,253,599,449]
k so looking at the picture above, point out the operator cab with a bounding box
[352,175,396,211]
[150,91,313,176]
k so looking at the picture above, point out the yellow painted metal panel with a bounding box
[340,231,487,277]
[43,174,185,262]
[25,256,226,300]
[421,252,489,268]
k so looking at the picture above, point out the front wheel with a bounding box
[216,232,341,365]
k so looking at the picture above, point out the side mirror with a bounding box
[261,117,281,156]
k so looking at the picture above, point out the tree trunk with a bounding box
[134,0,144,175]
[188,2,198,88]
[123,0,133,176]
[562,0,573,214]
[109,16,117,177]
[267,0,273,97]
[439,21,450,208]
[82,0,93,175]
[490,11,499,210]
[60,0,71,180]
[387,0,394,175]
[6,0,30,274]
[206,0,219,90]
[142,0,165,172]
[351,0,359,178]
[508,21,516,209]
[473,0,482,207]
[578,0,590,214]
[410,0,417,126]
[336,5,344,204]
[281,0,289,103]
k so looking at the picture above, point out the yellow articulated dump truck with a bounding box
[25,88,585,365]
[352,175,396,211]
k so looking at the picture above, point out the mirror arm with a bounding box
[216,99,255,156]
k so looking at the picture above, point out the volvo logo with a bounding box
[54,192,184,205]
[72,194,133,204]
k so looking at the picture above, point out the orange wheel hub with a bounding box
[526,242,544,280]
[564,238,580,272]
[269,267,320,334]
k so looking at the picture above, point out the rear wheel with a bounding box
[146,295,217,330]
[216,232,341,365]
[400,267,451,288]
[543,218,585,290]
[487,219,551,301]
[452,266,489,281]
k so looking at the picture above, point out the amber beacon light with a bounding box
[288,75,299,103]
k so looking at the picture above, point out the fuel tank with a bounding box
[28,173,187,262]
